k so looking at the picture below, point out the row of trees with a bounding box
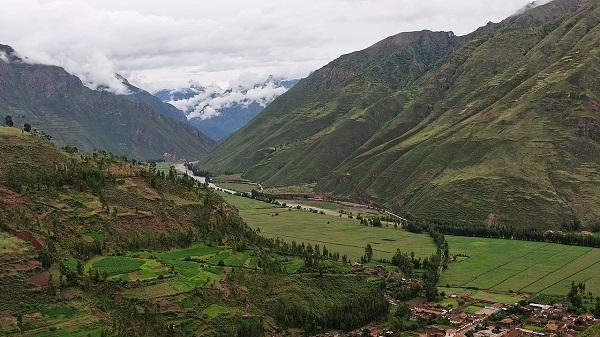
[406,218,600,248]
[389,221,450,301]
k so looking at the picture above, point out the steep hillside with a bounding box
[203,0,600,228]
[205,30,461,177]
[0,45,215,160]
[117,74,188,123]
[0,127,391,336]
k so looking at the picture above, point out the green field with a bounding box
[220,193,600,297]
[84,244,278,299]
[219,192,436,260]
[440,236,600,296]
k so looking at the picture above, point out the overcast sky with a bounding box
[0,0,540,92]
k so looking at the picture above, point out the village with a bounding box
[308,290,598,337]
[407,300,597,337]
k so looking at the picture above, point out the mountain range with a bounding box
[202,0,600,228]
[156,78,297,140]
[0,44,215,160]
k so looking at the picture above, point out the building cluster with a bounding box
[412,300,597,337]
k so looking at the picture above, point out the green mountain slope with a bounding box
[0,127,389,336]
[204,0,600,228]
[205,30,462,183]
[0,45,215,160]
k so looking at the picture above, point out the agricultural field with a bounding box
[220,192,600,297]
[85,243,264,298]
[279,199,381,218]
[219,192,436,260]
[211,174,258,193]
[440,236,600,296]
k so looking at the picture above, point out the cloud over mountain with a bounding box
[0,0,537,93]
[164,78,291,120]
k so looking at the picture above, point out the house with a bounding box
[500,317,515,327]
[450,313,468,325]
[445,329,457,337]
[503,329,524,337]
[528,303,551,311]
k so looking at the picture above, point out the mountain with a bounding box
[203,0,600,229]
[0,44,215,160]
[116,74,188,123]
[156,78,298,140]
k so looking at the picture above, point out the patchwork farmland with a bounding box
[220,192,600,296]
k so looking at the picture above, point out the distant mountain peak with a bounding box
[158,76,297,120]
[0,44,23,64]
[154,77,298,140]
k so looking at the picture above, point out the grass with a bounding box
[82,231,104,242]
[280,199,381,216]
[440,236,600,296]
[202,304,231,319]
[220,191,435,260]
[64,257,79,273]
[282,257,305,273]
[436,298,459,308]
[464,305,484,314]
[104,244,262,298]
[439,287,525,305]
[280,199,348,211]
[0,232,33,255]
[86,256,145,276]
[218,192,280,210]
[42,304,76,319]
[139,244,222,260]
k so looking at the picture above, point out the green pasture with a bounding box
[440,236,600,296]
[220,192,435,260]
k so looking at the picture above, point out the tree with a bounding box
[364,243,373,262]
[4,115,14,127]
[23,123,31,132]
[568,281,584,310]
[593,297,600,318]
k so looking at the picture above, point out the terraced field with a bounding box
[85,244,257,296]
[219,192,436,260]
[84,243,304,301]
[440,236,600,296]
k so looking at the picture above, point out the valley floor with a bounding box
[201,174,600,298]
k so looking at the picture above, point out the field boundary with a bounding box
[487,244,573,291]
[536,259,600,294]
[515,246,589,292]
[459,243,551,288]
[261,231,395,254]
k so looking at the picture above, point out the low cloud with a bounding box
[512,0,553,15]
[167,76,290,120]
[0,0,536,92]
